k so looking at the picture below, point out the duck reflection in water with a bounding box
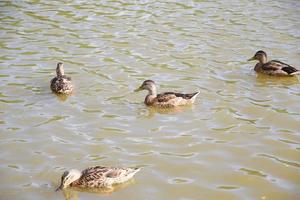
[61,179,137,200]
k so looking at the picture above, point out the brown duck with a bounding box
[56,166,140,191]
[248,50,299,76]
[135,80,200,108]
[50,62,73,94]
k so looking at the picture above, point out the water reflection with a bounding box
[54,93,73,102]
[61,179,136,200]
[144,106,194,117]
[255,73,300,86]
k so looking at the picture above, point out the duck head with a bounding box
[56,169,81,191]
[56,62,65,77]
[135,80,157,95]
[248,50,267,64]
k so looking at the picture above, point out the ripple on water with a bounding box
[159,152,196,158]
[0,99,25,104]
[86,154,107,161]
[211,125,236,131]
[239,168,267,177]
[34,115,69,127]
[217,185,240,190]
[278,139,299,145]
[258,154,300,169]
[168,177,194,184]
[82,108,102,113]
[51,136,70,144]
[0,1,300,200]
[101,127,130,135]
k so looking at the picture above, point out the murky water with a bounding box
[1,1,300,200]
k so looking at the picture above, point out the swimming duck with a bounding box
[135,80,200,108]
[56,166,140,191]
[248,50,299,76]
[50,62,73,94]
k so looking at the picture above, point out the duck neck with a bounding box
[258,55,267,64]
[148,87,157,96]
[254,63,262,72]
[145,87,157,105]
[57,67,64,77]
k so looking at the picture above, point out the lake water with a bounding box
[0,1,299,200]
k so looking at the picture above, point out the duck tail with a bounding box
[127,167,140,175]
[124,167,140,180]
[133,167,141,174]
[190,91,200,103]
[282,66,299,75]
[290,70,300,76]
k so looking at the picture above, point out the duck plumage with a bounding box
[248,50,299,76]
[50,62,73,94]
[135,80,199,108]
[56,166,140,191]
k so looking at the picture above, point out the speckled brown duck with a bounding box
[248,50,299,76]
[135,80,200,108]
[56,166,140,191]
[50,62,73,94]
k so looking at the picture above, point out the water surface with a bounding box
[0,1,300,200]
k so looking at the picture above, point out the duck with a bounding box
[248,50,299,76]
[56,166,140,191]
[135,80,200,108]
[50,62,73,94]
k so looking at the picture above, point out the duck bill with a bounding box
[134,86,143,92]
[55,184,63,192]
[247,56,255,61]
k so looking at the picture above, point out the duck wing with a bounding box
[82,166,123,178]
[263,60,299,75]
[104,167,140,184]
[81,166,107,176]
[72,166,108,187]
[74,166,139,188]
[157,92,198,102]
[157,92,178,102]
